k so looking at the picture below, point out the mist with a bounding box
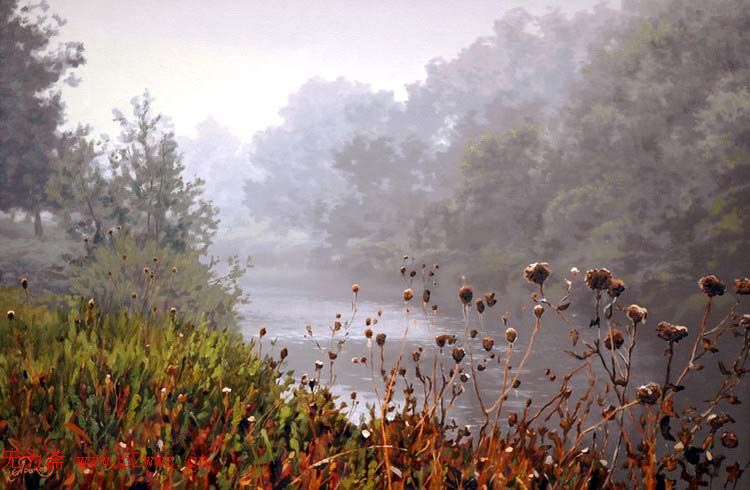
[1,0,749,486]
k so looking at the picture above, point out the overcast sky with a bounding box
[54,0,614,139]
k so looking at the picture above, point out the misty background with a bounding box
[1,0,749,450]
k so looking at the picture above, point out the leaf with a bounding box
[659,416,676,441]
[65,421,92,444]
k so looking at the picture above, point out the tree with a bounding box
[0,0,84,236]
[46,125,112,243]
[108,92,219,254]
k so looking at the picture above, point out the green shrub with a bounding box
[71,235,246,330]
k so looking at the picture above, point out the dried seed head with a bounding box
[458,285,474,305]
[171,266,177,274]
[314,360,324,370]
[460,372,470,383]
[607,278,626,298]
[482,337,494,352]
[143,267,150,275]
[131,292,137,299]
[152,257,158,263]
[720,432,738,448]
[435,334,448,348]
[280,347,288,360]
[584,268,612,290]
[20,278,28,290]
[352,283,360,293]
[626,304,648,324]
[740,315,750,330]
[512,379,521,389]
[699,275,726,297]
[604,329,625,350]
[733,278,750,295]
[122,255,127,261]
[505,327,517,344]
[403,288,414,302]
[475,299,485,314]
[470,329,478,338]
[328,351,337,360]
[570,267,579,279]
[169,307,177,316]
[636,382,662,405]
[7,310,15,321]
[656,322,688,343]
[452,347,465,364]
[409,270,417,278]
[412,349,421,362]
[376,333,387,346]
[422,289,431,303]
[400,266,406,275]
[83,236,89,243]
[364,327,373,339]
[259,327,267,337]
[87,299,95,310]
[485,292,497,307]
[534,304,544,318]
[524,262,551,286]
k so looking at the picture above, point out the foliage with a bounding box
[0,0,85,236]
[71,234,247,330]
[1,257,748,488]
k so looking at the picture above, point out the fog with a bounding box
[2,0,749,484]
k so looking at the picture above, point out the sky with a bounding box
[54,0,614,139]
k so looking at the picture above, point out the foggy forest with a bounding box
[1,0,749,487]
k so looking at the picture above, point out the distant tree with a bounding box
[108,93,219,254]
[0,0,84,236]
[46,125,112,243]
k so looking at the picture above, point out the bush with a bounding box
[71,234,246,330]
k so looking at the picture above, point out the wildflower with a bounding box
[607,278,625,298]
[376,333,387,346]
[570,267,579,279]
[6,310,14,321]
[403,288,414,302]
[534,304,544,318]
[352,283,360,293]
[222,387,232,393]
[636,382,662,405]
[423,289,431,303]
[524,262,551,286]
[604,329,625,350]
[20,277,28,290]
[475,299,485,314]
[626,304,648,324]
[720,432,738,448]
[361,429,371,439]
[734,278,750,295]
[458,285,473,305]
[452,347,465,363]
[482,337,494,351]
[699,275,726,297]
[656,322,688,343]
[485,292,497,307]
[584,268,612,290]
[280,347,288,360]
[364,327,373,339]
[505,327,517,344]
